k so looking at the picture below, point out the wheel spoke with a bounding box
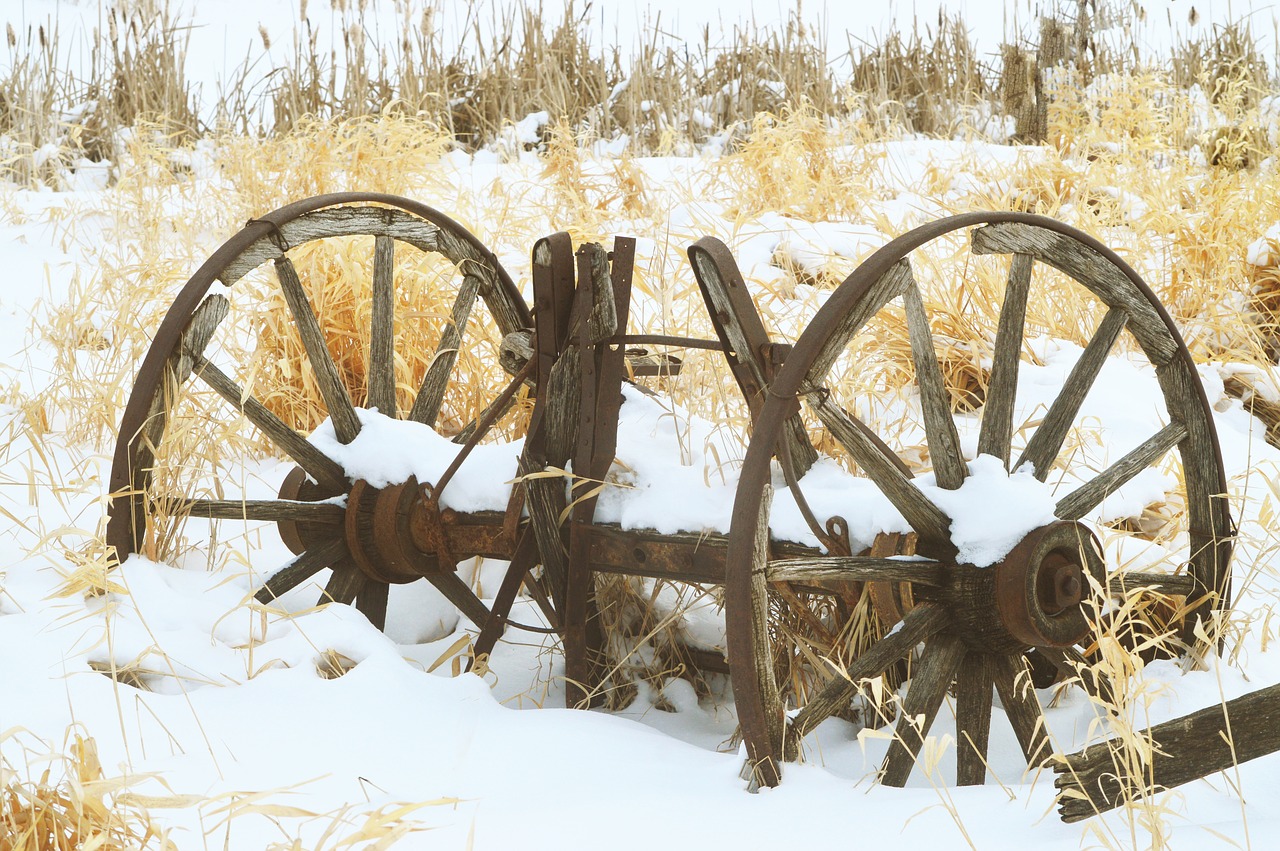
[356,581,389,631]
[367,235,397,416]
[956,652,995,786]
[181,498,344,523]
[409,271,483,427]
[1035,645,1116,706]
[811,395,953,551]
[1015,307,1127,480]
[421,570,493,630]
[192,355,347,492]
[766,554,940,585]
[320,559,365,605]
[1055,422,1187,520]
[1109,570,1196,597]
[880,632,967,787]
[254,537,349,604]
[902,274,966,490]
[275,256,363,444]
[977,253,1033,465]
[991,653,1051,766]
[786,603,950,755]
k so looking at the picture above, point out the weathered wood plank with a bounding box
[992,653,1051,766]
[971,223,1175,365]
[321,560,365,605]
[689,237,818,476]
[902,272,966,489]
[765,555,940,585]
[978,253,1033,465]
[807,260,913,383]
[356,580,389,631]
[1109,570,1197,597]
[785,603,951,756]
[421,571,492,629]
[254,536,350,603]
[956,652,996,786]
[880,632,967,786]
[1055,680,1280,822]
[219,207,441,285]
[812,395,954,552]
[1055,422,1187,520]
[192,354,348,492]
[1015,307,1127,480]
[366,234,396,416]
[408,271,483,427]
[182,498,344,523]
[275,256,362,444]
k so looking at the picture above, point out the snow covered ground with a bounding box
[5,2,1280,849]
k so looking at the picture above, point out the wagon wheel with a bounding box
[106,193,531,632]
[725,211,1233,787]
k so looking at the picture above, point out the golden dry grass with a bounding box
[9,3,1280,843]
[0,734,173,851]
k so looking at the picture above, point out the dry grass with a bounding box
[8,1,1280,844]
[0,733,173,851]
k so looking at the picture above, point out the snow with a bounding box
[6,2,1280,849]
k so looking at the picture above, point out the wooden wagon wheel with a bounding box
[725,211,1234,788]
[106,193,531,631]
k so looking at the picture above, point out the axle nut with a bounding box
[994,521,1105,648]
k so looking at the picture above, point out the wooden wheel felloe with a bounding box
[725,211,1233,788]
[107,193,530,631]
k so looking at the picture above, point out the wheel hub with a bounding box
[275,467,446,585]
[936,520,1104,652]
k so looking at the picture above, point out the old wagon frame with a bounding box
[106,192,1235,806]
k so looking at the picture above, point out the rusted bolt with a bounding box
[1040,555,1084,615]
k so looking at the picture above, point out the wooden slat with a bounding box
[192,355,348,492]
[1055,680,1280,822]
[807,260,913,383]
[992,653,1051,766]
[1015,307,1128,480]
[812,395,954,550]
[568,239,636,708]
[956,652,995,786]
[765,555,940,585]
[408,271,483,426]
[786,603,951,754]
[356,581,389,631]
[181,498,344,523]
[219,207,441,285]
[1055,422,1188,520]
[1036,645,1116,706]
[254,537,349,603]
[689,237,818,476]
[366,234,396,416]
[275,256,362,444]
[971,223,1175,365]
[902,273,966,489]
[977,253,1033,465]
[422,571,493,630]
[1110,570,1197,597]
[321,560,365,605]
[880,633,967,786]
